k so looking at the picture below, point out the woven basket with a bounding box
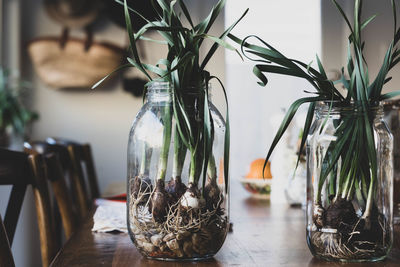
[28,37,125,89]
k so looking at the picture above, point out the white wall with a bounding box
[225,0,321,203]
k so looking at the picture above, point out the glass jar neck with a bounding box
[145,81,172,103]
[145,81,212,103]
[315,101,384,119]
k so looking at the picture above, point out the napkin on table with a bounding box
[92,198,127,233]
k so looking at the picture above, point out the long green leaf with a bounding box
[201,8,249,70]
[380,90,400,100]
[123,0,151,80]
[265,96,328,165]
[178,0,194,29]
[209,76,230,193]
[92,64,131,89]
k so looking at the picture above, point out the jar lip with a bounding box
[316,101,383,108]
[383,99,400,110]
[316,101,384,115]
[145,81,212,92]
[146,80,171,91]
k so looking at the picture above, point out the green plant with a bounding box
[230,0,399,260]
[94,0,247,220]
[0,68,38,137]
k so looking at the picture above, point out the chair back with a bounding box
[47,138,100,201]
[0,148,56,267]
[25,142,77,239]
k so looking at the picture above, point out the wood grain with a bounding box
[67,144,90,219]
[82,144,100,199]
[28,154,58,267]
[45,153,78,239]
[50,184,400,267]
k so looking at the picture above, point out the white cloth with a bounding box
[92,199,127,233]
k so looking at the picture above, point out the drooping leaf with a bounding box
[92,63,131,89]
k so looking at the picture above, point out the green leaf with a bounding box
[395,28,400,45]
[201,8,249,70]
[178,0,194,29]
[265,96,328,165]
[294,102,315,172]
[196,0,226,37]
[209,76,230,193]
[123,0,151,80]
[361,14,377,30]
[332,0,355,37]
[199,34,242,60]
[92,64,131,89]
[315,54,327,79]
[318,119,355,202]
[255,64,310,79]
[379,90,400,100]
[354,0,362,45]
[156,0,170,13]
[138,36,168,45]
[114,0,151,24]
[368,42,393,99]
[252,65,268,87]
[391,0,398,37]
[202,81,214,193]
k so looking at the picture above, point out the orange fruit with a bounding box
[245,158,272,179]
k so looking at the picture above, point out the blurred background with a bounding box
[0,0,399,265]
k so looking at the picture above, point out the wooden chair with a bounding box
[24,142,77,239]
[46,138,100,218]
[0,214,15,267]
[47,138,100,198]
[0,148,56,267]
[27,140,89,222]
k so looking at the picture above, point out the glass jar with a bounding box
[127,81,229,260]
[306,102,393,262]
[383,100,400,224]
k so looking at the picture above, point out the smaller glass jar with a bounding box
[306,102,393,262]
[383,99,400,224]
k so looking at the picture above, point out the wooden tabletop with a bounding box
[50,183,400,267]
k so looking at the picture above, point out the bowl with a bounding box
[239,177,272,199]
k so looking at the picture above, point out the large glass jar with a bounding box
[306,102,393,262]
[127,81,229,260]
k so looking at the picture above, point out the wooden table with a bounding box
[50,183,400,266]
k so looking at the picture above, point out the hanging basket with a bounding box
[28,36,125,89]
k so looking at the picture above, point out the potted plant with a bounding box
[94,0,247,260]
[231,0,399,262]
[0,68,38,148]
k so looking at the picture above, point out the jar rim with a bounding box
[316,101,384,116]
[146,81,212,89]
[383,99,400,110]
[146,80,171,90]
[146,81,213,96]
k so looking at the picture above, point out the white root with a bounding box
[128,179,227,258]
